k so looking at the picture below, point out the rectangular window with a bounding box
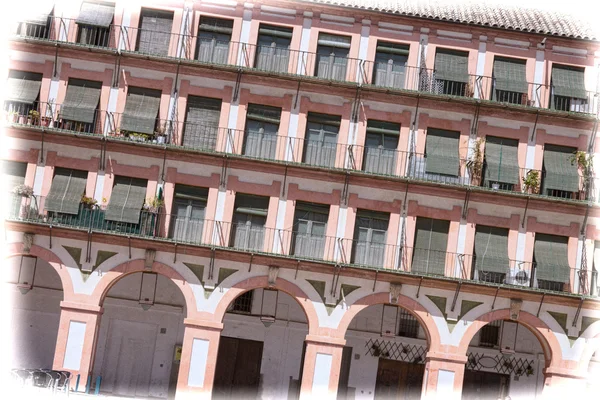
[534,233,571,292]
[315,33,351,81]
[363,120,400,175]
[373,41,409,89]
[230,194,269,251]
[196,16,233,64]
[105,176,147,224]
[492,57,528,105]
[183,96,222,150]
[397,308,419,338]
[542,144,579,199]
[255,24,293,73]
[434,49,469,96]
[351,210,389,267]
[120,86,162,136]
[76,2,115,47]
[483,136,520,191]
[170,185,208,243]
[473,226,510,284]
[412,217,450,275]
[303,112,341,168]
[291,202,329,259]
[231,291,253,314]
[243,104,281,160]
[136,9,174,56]
[60,78,102,133]
[2,160,27,192]
[479,320,502,348]
[4,70,43,118]
[16,4,53,39]
[45,168,88,215]
[425,128,460,177]
[550,64,587,112]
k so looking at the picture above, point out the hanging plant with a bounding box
[13,184,33,198]
[81,195,98,209]
[522,170,540,194]
[466,138,484,184]
[143,196,164,213]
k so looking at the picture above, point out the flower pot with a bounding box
[492,183,500,190]
[27,117,32,125]
[9,114,18,123]
[157,136,166,144]
[41,117,50,127]
[18,115,26,124]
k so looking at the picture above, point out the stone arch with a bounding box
[212,276,321,335]
[6,242,75,299]
[457,308,563,368]
[335,291,442,348]
[91,259,199,318]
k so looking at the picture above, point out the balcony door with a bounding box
[291,202,329,259]
[303,112,340,168]
[243,104,281,160]
[315,33,350,81]
[373,41,409,89]
[170,185,207,244]
[255,24,292,73]
[363,120,400,175]
[230,194,269,252]
[351,210,389,267]
[411,217,450,275]
[196,16,233,64]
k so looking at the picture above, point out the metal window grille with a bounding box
[397,308,419,338]
[231,290,253,313]
[479,320,502,348]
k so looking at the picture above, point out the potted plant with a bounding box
[522,170,540,194]
[155,126,167,144]
[143,196,164,214]
[40,113,51,127]
[8,111,19,123]
[12,184,33,198]
[465,82,475,97]
[570,150,593,198]
[18,113,27,124]
[29,110,40,125]
[81,195,98,210]
[466,138,484,185]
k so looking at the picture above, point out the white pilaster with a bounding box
[285,96,300,161]
[311,353,333,398]
[297,12,313,75]
[32,165,45,196]
[474,36,487,99]
[93,171,105,203]
[62,321,86,370]
[187,338,209,387]
[237,5,253,66]
[356,20,370,83]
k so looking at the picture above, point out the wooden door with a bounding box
[463,370,510,400]
[213,336,264,399]
[375,359,424,400]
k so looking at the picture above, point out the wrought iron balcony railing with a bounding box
[11,17,600,115]
[3,102,597,203]
[7,194,596,296]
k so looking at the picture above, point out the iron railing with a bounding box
[7,194,596,296]
[11,16,600,115]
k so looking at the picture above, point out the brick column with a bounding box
[299,335,346,400]
[175,319,223,400]
[421,352,468,400]
[542,367,588,399]
[52,301,103,392]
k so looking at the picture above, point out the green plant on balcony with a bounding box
[81,195,98,210]
[143,196,164,214]
[13,184,33,198]
[127,132,150,142]
[522,170,540,194]
[466,138,484,184]
[8,110,19,123]
[29,109,40,125]
[570,151,593,192]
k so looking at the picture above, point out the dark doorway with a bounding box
[374,358,424,399]
[213,336,264,399]
[337,346,353,399]
[462,370,510,400]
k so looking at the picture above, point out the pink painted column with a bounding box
[421,352,467,400]
[299,335,346,400]
[52,302,103,392]
[175,319,223,400]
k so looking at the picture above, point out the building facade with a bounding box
[3,0,600,399]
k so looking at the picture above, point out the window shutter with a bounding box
[484,136,520,185]
[258,24,293,39]
[174,184,209,202]
[493,57,528,93]
[434,50,469,83]
[534,234,570,283]
[425,129,460,176]
[137,9,174,56]
[2,160,27,190]
[412,217,450,275]
[25,3,54,25]
[376,42,410,56]
[61,79,102,124]
[183,96,222,149]
[307,112,341,127]
[551,65,586,99]
[77,2,115,27]
[366,120,400,136]
[317,33,351,49]
[234,194,269,217]
[246,104,282,125]
[5,71,42,104]
[199,16,234,34]
[542,145,579,193]
[105,176,147,223]
[45,168,88,215]
[474,225,510,274]
[121,87,162,135]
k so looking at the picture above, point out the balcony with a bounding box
[11,17,600,116]
[7,194,597,297]
[3,102,598,204]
